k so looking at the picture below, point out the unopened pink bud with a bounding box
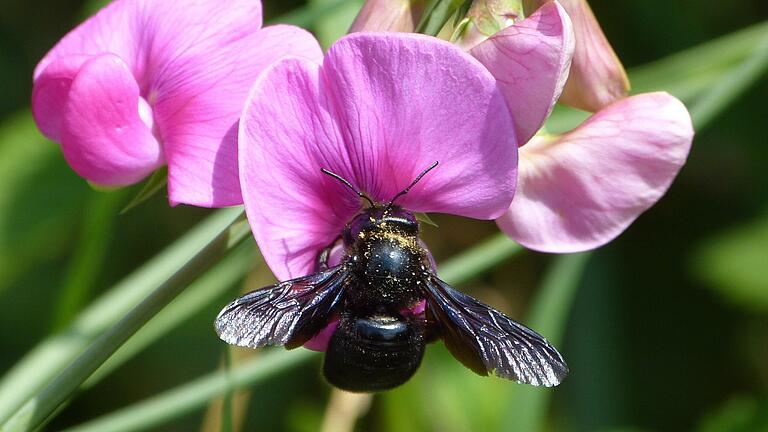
[349,0,426,33]
[531,0,629,111]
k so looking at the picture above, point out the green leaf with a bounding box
[545,21,768,135]
[438,233,523,284]
[220,349,233,432]
[1,210,251,431]
[84,242,257,387]
[61,349,316,432]
[415,212,439,228]
[0,208,245,428]
[119,167,167,215]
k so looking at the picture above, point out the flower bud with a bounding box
[349,0,427,33]
[528,0,629,111]
[454,0,525,50]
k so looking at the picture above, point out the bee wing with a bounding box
[423,276,568,387]
[215,265,347,349]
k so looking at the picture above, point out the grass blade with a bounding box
[62,349,316,432]
[0,208,246,429]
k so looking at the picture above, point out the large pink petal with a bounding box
[240,57,351,280]
[240,33,517,280]
[496,92,694,252]
[322,33,517,217]
[60,54,163,186]
[159,25,323,207]
[470,1,574,146]
[35,0,263,83]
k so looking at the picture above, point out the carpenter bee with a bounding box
[215,162,568,392]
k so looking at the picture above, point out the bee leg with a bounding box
[315,236,341,271]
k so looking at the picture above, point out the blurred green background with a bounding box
[0,0,767,431]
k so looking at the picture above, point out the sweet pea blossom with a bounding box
[352,1,694,252]
[238,32,518,281]
[466,3,693,251]
[496,93,693,251]
[32,0,322,207]
[455,0,629,112]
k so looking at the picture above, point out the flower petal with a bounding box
[35,0,263,81]
[32,54,91,141]
[470,1,574,146]
[158,25,323,207]
[322,33,517,216]
[554,0,630,112]
[60,54,163,186]
[496,92,694,252]
[33,0,134,80]
[240,33,517,279]
[240,57,349,280]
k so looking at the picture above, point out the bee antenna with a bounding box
[388,161,439,206]
[321,168,375,207]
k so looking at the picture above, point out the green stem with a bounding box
[438,233,523,284]
[0,209,250,431]
[415,0,467,36]
[689,32,768,131]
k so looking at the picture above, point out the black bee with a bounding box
[215,162,568,392]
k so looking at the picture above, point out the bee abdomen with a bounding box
[323,315,425,392]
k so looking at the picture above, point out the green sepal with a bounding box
[120,167,168,214]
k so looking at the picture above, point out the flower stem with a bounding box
[415,0,468,36]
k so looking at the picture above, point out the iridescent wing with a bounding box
[423,276,568,387]
[215,265,347,349]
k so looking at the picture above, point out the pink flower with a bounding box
[469,1,575,147]
[496,93,693,252]
[351,1,694,251]
[32,0,322,207]
[238,32,519,280]
[467,3,694,251]
[453,0,629,112]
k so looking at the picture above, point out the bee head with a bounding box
[344,205,419,244]
[320,161,438,245]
